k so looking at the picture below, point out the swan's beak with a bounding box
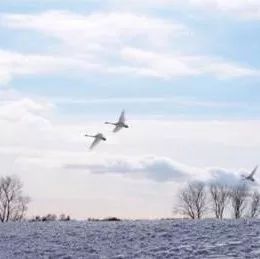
[125,125,129,128]
[103,137,107,141]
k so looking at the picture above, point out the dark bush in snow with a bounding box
[102,217,121,221]
[59,214,70,221]
[42,214,57,222]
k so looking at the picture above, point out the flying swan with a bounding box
[85,133,106,150]
[241,165,258,182]
[105,110,129,133]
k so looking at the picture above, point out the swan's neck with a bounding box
[85,134,95,138]
[105,122,116,125]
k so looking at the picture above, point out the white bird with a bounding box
[105,110,129,133]
[241,166,258,182]
[85,133,106,150]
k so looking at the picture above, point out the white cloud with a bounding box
[0,11,188,81]
[121,47,259,79]
[1,11,258,81]
[64,154,246,185]
[189,0,260,20]
[0,46,256,84]
[1,11,186,51]
[0,90,53,130]
[111,0,260,20]
[0,49,103,84]
[65,155,190,182]
[0,98,51,121]
[208,167,242,186]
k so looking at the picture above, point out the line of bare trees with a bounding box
[31,213,71,222]
[176,181,260,219]
[0,175,30,222]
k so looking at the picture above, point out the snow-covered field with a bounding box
[0,219,259,258]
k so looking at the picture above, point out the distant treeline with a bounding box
[30,216,121,222]
[30,214,71,222]
[0,175,259,223]
[175,181,260,219]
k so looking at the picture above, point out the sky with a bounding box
[0,0,260,219]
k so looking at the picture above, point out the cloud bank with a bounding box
[112,0,260,20]
[0,11,259,84]
[65,155,244,184]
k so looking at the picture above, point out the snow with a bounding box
[0,219,259,258]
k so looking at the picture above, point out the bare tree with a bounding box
[249,191,260,218]
[209,183,230,219]
[230,183,249,219]
[178,182,207,219]
[0,176,30,222]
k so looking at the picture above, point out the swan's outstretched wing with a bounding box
[113,124,123,133]
[89,137,101,150]
[249,166,258,177]
[118,110,125,123]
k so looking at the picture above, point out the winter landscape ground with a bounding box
[0,219,259,258]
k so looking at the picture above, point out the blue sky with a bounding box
[0,0,260,218]
[1,0,260,119]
